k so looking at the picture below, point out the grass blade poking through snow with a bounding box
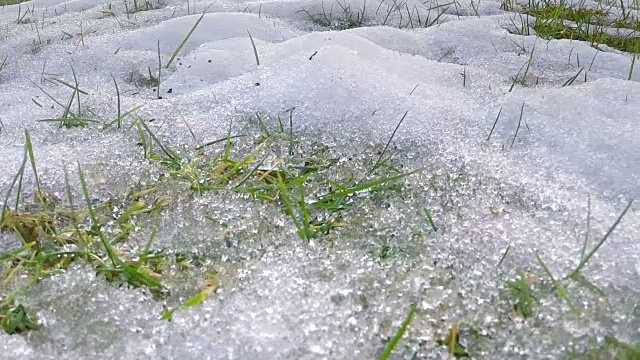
[534,251,580,316]
[0,55,7,74]
[568,200,633,279]
[77,162,166,296]
[112,74,121,128]
[1,151,27,224]
[160,272,219,320]
[156,39,162,99]
[510,102,525,149]
[288,108,295,155]
[579,194,591,263]
[247,30,260,66]
[77,162,119,267]
[276,171,305,239]
[369,110,408,175]
[24,129,45,207]
[379,303,417,360]
[137,118,181,168]
[165,5,212,69]
[562,67,584,87]
[423,208,438,232]
[486,106,503,142]
[317,168,423,208]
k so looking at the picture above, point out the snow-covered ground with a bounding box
[0,0,638,358]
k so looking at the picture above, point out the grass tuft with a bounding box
[0,299,39,334]
[505,271,537,318]
[300,1,366,30]
[522,0,640,53]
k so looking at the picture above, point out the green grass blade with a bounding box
[165,5,212,69]
[510,101,525,149]
[423,208,438,232]
[298,182,312,237]
[233,156,267,189]
[562,67,584,87]
[64,168,84,243]
[138,119,180,164]
[1,152,27,223]
[103,104,144,129]
[288,109,294,156]
[369,111,408,174]
[52,78,89,95]
[534,251,580,316]
[276,172,304,239]
[24,129,44,203]
[195,134,246,151]
[135,225,158,272]
[379,304,417,360]
[77,162,119,266]
[12,152,27,212]
[568,200,633,279]
[320,168,423,203]
[579,194,591,262]
[112,74,121,128]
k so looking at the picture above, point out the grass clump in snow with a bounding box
[124,0,165,15]
[33,68,101,128]
[519,0,640,53]
[0,131,178,332]
[300,1,367,30]
[0,297,39,334]
[0,107,421,329]
[574,336,640,359]
[504,271,537,318]
[135,110,421,241]
[497,200,633,320]
[0,0,28,5]
[0,170,171,299]
[126,68,161,88]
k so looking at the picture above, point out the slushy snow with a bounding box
[0,0,638,358]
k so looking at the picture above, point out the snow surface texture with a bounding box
[0,0,638,358]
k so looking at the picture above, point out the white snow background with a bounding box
[0,0,638,358]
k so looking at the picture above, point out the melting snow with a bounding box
[0,0,638,358]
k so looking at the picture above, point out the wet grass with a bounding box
[0,298,39,334]
[504,271,537,318]
[0,0,28,5]
[1,105,423,334]
[134,110,422,241]
[379,303,417,359]
[504,0,640,54]
[0,131,174,333]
